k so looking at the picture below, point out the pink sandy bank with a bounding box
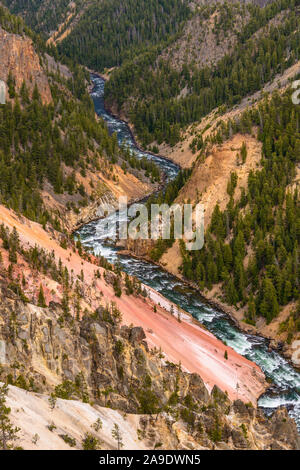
[0,206,267,404]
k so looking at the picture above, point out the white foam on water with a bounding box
[76,73,300,430]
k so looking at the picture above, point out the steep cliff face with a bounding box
[42,163,154,233]
[2,0,76,35]
[0,17,157,230]
[4,382,300,450]
[0,204,267,405]
[0,288,299,450]
[0,26,52,104]
[120,238,156,258]
[0,285,208,412]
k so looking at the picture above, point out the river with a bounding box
[77,74,300,429]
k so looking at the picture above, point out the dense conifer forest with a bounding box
[105,0,300,145]
[0,76,160,227]
[1,0,80,35]
[3,0,191,70]
[0,8,160,228]
[179,90,300,329]
[0,67,107,225]
[59,0,191,70]
[0,3,36,36]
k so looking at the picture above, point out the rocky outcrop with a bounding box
[271,408,300,449]
[129,327,146,345]
[0,285,209,413]
[0,27,52,104]
[0,284,299,450]
[120,238,156,258]
[6,382,297,451]
[66,191,119,231]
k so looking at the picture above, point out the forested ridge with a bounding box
[0,2,41,40]
[1,0,82,35]
[0,6,160,229]
[2,0,191,70]
[59,0,191,71]
[0,69,160,227]
[0,67,107,226]
[179,89,300,332]
[105,0,300,145]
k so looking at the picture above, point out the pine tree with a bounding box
[20,80,29,105]
[38,284,47,308]
[0,384,20,450]
[32,83,40,102]
[82,432,101,450]
[61,289,70,317]
[8,247,17,264]
[247,294,256,324]
[225,277,238,305]
[111,423,124,450]
[260,278,279,324]
[241,142,247,163]
[48,393,57,411]
[7,71,15,99]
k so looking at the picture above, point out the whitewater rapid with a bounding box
[77,75,300,429]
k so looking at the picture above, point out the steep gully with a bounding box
[76,74,300,428]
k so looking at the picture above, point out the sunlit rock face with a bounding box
[0,26,52,104]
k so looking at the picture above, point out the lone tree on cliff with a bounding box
[38,284,47,308]
[0,384,20,450]
[111,423,124,450]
